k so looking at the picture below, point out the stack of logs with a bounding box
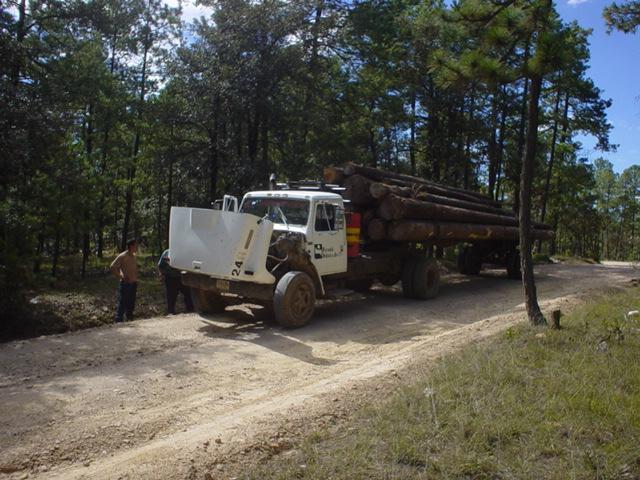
[323,163,554,244]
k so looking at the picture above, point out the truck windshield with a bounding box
[240,197,310,227]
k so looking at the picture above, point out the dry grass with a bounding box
[245,286,640,480]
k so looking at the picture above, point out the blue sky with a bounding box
[557,0,640,173]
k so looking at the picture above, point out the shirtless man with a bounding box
[110,239,138,323]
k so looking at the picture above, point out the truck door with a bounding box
[308,201,347,275]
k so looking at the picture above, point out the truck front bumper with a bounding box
[181,272,274,302]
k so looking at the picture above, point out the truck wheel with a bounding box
[506,251,521,280]
[192,288,226,314]
[274,271,316,328]
[412,258,440,299]
[459,245,482,275]
[402,257,417,298]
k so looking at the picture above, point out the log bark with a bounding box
[379,194,520,226]
[323,166,344,184]
[379,194,552,229]
[344,163,500,206]
[360,208,376,230]
[367,218,387,241]
[388,220,555,242]
[369,182,516,217]
[343,174,374,206]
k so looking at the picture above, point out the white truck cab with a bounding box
[241,191,347,277]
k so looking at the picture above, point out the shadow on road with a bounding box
[191,263,639,365]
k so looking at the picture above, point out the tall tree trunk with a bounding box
[463,94,475,190]
[97,29,119,258]
[33,232,44,273]
[156,162,163,254]
[369,128,378,167]
[12,0,27,87]
[298,0,324,161]
[165,153,174,244]
[209,128,219,203]
[539,88,563,222]
[209,96,220,203]
[409,90,417,175]
[513,40,531,214]
[487,91,500,197]
[51,217,61,277]
[82,103,94,278]
[494,90,508,201]
[121,33,150,250]
[519,69,546,326]
[261,111,269,185]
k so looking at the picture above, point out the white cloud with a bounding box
[567,0,589,6]
[165,0,212,23]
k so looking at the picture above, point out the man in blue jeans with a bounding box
[110,239,138,322]
[157,249,193,314]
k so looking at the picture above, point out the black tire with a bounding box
[347,278,375,293]
[402,257,417,298]
[273,271,316,328]
[192,288,226,314]
[459,245,482,275]
[506,251,521,280]
[412,258,440,300]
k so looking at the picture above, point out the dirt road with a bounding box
[0,263,636,479]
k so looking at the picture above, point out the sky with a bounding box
[174,0,639,174]
[556,0,640,173]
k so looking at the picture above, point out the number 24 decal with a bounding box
[231,260,243,276]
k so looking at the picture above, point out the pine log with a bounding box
[369,182,516,218]
[361,208,376,229]
[367,218,388,241]
[343,174,374,206]
[388,220,555,242]
[343,163,500,207]
[379,194,519,226]
[323,166,345,184]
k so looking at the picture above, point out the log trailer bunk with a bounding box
[169,166,554,328]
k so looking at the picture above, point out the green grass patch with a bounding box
[533,253,553,264]
[245,287,640,480]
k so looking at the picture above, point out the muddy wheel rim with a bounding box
[291,283,313,318]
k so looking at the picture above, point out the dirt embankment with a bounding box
[0,262,636,480]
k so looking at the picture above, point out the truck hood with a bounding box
[169,207,276,284]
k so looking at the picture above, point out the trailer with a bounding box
[169,165,553,328]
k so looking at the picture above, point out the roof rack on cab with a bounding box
[275,180,346,196]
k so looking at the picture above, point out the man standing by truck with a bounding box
[110,238,138,323]
[157,249,193,315]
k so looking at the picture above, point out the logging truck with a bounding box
[169,165,554,328]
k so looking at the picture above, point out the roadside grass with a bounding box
[245,286,640,480]
[532,252,553,264]
[552,254,600,265]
